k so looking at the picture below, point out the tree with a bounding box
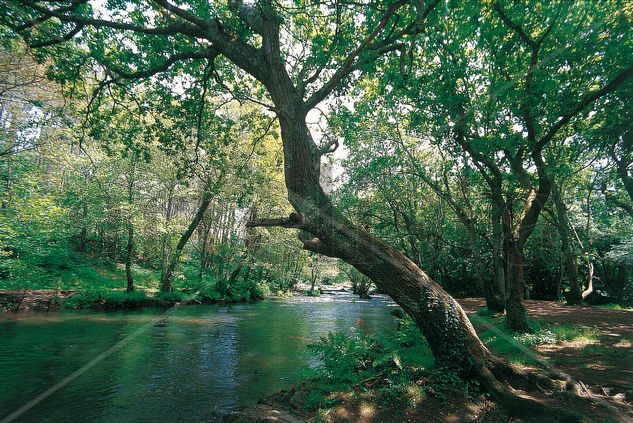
[347,0,633,328]
[3,0,630,417]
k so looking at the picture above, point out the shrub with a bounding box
[306,316,439,410]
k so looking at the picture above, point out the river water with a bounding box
[0,292,397,422]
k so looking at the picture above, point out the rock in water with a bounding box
[222,404,304,423]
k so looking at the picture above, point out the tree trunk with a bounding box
[490,202,507,312]
[505,237,530,332]
[249,54,587,420]
[581,186,595,300]
[125,220,134,292]
[78,226,87,253]
[466,222,499,312]
[268,96,497,375]
[582,260,594,300]
[161,192,213,291]
[552,184,581,305]
[198,221,211,283]
[615,130,633,201]
[125,157,136,292]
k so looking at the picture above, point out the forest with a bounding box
[0,1,632,422]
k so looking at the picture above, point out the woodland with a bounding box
[0,1,632,422]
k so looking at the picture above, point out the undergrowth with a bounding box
[305,308,601,411]
[304,316,478,411]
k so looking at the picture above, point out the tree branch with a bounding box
[303,0,411,110]
[537,61,633,150]
[29,23,85,48]
[246,212,306,229]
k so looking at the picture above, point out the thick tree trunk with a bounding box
[252,61,586,421]
[269,98,496,374]
[505,237,530,332]
[552,184,582,304]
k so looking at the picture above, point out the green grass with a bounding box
[593,303,633,311]
[154,290,190,302]
[62,289,153,309]
[470,307,599,365]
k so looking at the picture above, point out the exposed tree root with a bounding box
[477,355,631,422]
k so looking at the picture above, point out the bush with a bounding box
[306,316,440,410]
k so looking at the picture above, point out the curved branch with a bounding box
[29,23,85,48]
[104,49,219,82]
[493,2,537,49]
[246,212,306,229]
[15,0,200,37]
[537,61,633,150]
[303,0,411,110]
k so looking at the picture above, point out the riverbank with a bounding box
[226,300,633,422]
[0,281,363,314]
[0,288,261,313]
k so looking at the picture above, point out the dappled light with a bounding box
[0,0,632,422]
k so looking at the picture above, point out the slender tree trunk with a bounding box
[490,202,507,312]
[125,156,136,292]
[552,183,581,304]
[161,191,213,291]
[78,172,89,253]
[160,185,175,288]
[614,130,633,201]
[581,186,595,300]
[582,261,595,299]
[125,220,134,292]
[198,222,211,283]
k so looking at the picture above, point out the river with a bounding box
[0,292,398,422]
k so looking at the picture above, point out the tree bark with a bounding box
[552,183,581,304]
[490,200,507,312]
[505,237,529,332]
[125,220,134,292]
[161,190,213,291]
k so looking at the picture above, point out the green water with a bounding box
[0,294,397,422]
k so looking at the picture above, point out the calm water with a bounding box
[0,293,397,422]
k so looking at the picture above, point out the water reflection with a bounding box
[0,294,396,422]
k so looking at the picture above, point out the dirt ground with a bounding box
[459,298,633,395]
[308,299,633,423]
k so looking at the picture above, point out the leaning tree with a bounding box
[3,0,632,418]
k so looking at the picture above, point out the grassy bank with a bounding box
[0,257,270,312]
[290,309,601,421]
